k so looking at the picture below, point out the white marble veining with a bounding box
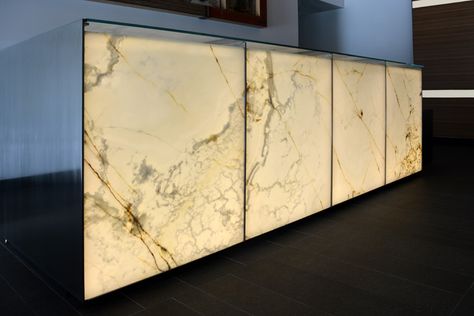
[386,66,422,183]
[82,28,422,299]
[83,32,245,299]
[332,59,386,205]
[245,48,332,238]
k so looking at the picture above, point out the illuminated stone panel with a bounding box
[0,20,424,302]
[245,47,332,238]
[83,32,245,299]
[386,66,422,183]
[332,59,386,205]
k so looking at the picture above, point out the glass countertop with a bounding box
[84,19,423,69]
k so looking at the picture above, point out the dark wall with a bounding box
[413,0,474,139]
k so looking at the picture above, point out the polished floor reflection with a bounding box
[1,142,474,315]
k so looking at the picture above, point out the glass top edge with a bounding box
[83,18,423,69]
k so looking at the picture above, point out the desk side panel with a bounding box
[0,21,84,300]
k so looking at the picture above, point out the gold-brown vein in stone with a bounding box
[332,59,386,205]
[245,48,332,238]
[386,66,422,183]
[83,32,245,299]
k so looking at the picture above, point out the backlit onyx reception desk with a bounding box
[0,20,422,301]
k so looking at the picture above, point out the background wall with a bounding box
[0,0,298,51]
[413,0,474,140]
[299,0,414,64]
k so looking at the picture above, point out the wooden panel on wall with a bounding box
[413,1,474,90]
[423,98,474,139]
[95,0,207,16]
[413,0,474,140]
[209,0,267,27]
[92,0,267,27]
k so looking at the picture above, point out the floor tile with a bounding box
[452,283,474,316]
[0,143,473,315]
[120,275,190,309]
[134,298,201,316]
[220,238,284,265]
[231,258,416,316]
[270,247,461,315]
[295,230,474,295]
[76,292,144,316]
[173,282,251,316]
[200,274,328,316]
[174,255,246,287]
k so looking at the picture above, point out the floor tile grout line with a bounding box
[362,201,474,234]
[220,254,248,267]
[327,252,464,297]
[175,277,254,316]
[170,297,206,316]
[2,240,150,316]
[0,243,83,316]
[285,227,361,245]
[227,273,337,316]
[318,215,474,257]
[127,308,147,316]
[237,256,436,314]
[0,146,471,314]
[0,272,39,316]
[121,290,147,311]
[449,280,474,316]
[288,223,474,281]
[265,238,468,297]
[339,209,474,237]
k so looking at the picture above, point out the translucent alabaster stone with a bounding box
[245,48,332,238]
[386,66,422,183]
[83,32,245,299]
[332,59,386,205]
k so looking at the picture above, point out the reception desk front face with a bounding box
[245,45,332,238]
[0,20,423,301]
[386,66,423,183]
[83,30,246,299]
[332,58,386,205]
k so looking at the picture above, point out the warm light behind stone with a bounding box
[82,27,422,300]
[245,48,332,238]
[386,66,423,183]
[83,32,245,299]
[332,59,386,205]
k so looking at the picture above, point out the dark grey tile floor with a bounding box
[1,143,474,316]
